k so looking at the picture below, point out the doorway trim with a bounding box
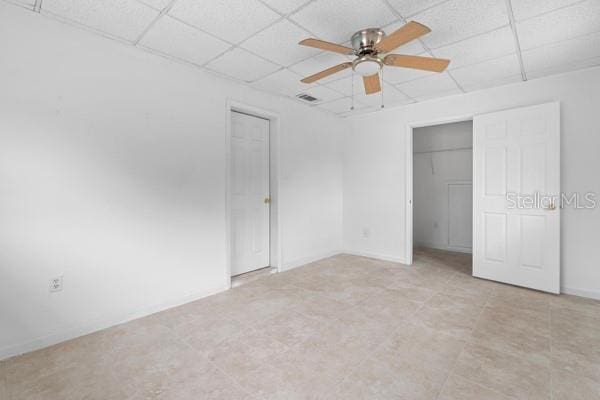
[405,114,474,265]
[225,100,282,289]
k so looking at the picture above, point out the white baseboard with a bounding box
[343,249,407,264]
[280,250,342,271]
[0,284,228,361]
[561,286,600,301]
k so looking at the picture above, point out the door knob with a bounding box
[264,197,271,204]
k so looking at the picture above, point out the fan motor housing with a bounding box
[351,28,386,56]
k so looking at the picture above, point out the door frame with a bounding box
[225,100,282,288]
[405,114,474,265]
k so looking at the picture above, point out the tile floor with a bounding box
[2,248,600,399]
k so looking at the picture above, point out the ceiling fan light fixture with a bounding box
[353,56,383,76]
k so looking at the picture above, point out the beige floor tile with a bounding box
[453,343,551,400]
[3,327,123,390]
[233,345,342,399]
[7,366,127,400]
[480,303,550,338]
[127,359,246,400]
[378,322,466,372]
[306,277,382,306]
[551,302,600,342]
[206,327,290,375]
[172,314,246,354]
[471,303,551,364]
[337,353,450,400]
[6,249,597,400]
[355,287,421,324]
[219,288,305,325]
[298,318,384,371]
[252,310,330,347]
[402,267,456,290]
[437,374,512,400]
[292,293,350,320]
[440,272,498,301]
[551,339,600,381]
[363,272,437,302]
[411,293,483,339]
[552,369,600,400]
[550,293,600,318]
[489,285,552,314]
[471,314,551,365]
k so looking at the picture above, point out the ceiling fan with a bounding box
[298,21,450,95]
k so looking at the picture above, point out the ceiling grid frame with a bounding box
[133,0,177,45]
[6,0,600,116]
[379,0,465,93]
[504,0,527,81]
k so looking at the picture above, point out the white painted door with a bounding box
[473,102,560,293]
[231,111,270,276]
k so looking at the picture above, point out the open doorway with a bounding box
[411,120,473,271]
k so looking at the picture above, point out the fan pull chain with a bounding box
[380,68,385,109]
[351,69,355,111]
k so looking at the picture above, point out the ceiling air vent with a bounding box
[296,93,319,103]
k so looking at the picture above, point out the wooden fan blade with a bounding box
[301,62,352,84]
[375,21,431,53]
[363,73,381,95]
[299,38,354,55]
[384,54,450,72]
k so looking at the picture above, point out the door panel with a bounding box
[231,111,270,276]
[473,102,560,293]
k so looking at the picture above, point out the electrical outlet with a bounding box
[50,276,63,293]
[362,228,370,238]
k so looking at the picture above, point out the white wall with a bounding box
[413,121,473,253]
[343,66,600,299]
[0,4,345,359]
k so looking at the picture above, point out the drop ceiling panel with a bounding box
[139,16,231,66]
[362,84,413,108]
[136,0,171,11]
[205,48,280,82]
[511,0,585,21]
[318,97,366,114]
[324,75,413,108]
[526,56,600,80]
[168,0,280,44]
[12,0,34,8]
[260,0,311,15]
[451,53,521,91]
[289,0,397,43]
[324,74,367,96]
[414,0,509,49]
[517,1,600,50]
[415,87,463,102]
[289,52,353,83]
[241,20,318,66]
[300,85,345,103]
[42,0,159,42]
[396,73,459,99]
[522,31,600,74]
[251,68,312,97]
[386,0,449,18]
[434,27,515,69]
